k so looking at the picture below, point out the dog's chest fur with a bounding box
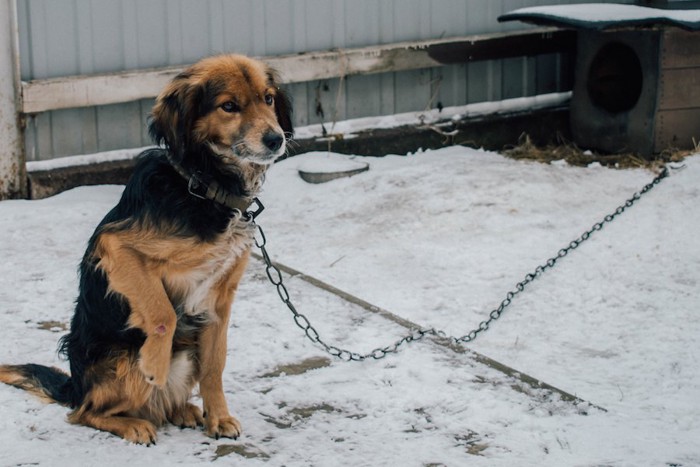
[163,219,254,320]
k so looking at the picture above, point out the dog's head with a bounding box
[149,54,293,167]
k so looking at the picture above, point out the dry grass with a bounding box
[502,133,692,172]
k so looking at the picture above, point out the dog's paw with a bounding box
[138,336,171,387]
[205,414,242,440]
[169,403,204,429]
[121,419,158,446]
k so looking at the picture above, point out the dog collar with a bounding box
[164,151,265,220]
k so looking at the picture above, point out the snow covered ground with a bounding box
[1,146,698,466]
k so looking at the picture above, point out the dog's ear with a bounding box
[148,71,208,154]
[266,69,293,137]
[274,87,293,138]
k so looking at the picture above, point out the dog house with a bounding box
[500,3,700,156]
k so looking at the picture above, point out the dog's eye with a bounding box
[221,101,240,113]
[264,94,274,106]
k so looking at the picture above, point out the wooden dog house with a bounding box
[500,3,700,156]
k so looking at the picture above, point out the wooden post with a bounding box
[0,0,25,199]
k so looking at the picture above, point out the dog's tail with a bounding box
[0,364,72,406]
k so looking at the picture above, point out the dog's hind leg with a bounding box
[93,231,177,387]
[72,411,158,445]
[69,354,161,445]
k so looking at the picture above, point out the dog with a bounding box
[0,54,292,445]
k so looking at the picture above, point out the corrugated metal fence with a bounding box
[17,0,632,161]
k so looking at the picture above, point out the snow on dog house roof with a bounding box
[498,3,700,31]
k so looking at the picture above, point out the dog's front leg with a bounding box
[198,251,250,439]
[198,314,241,439]
[94,232,176,387]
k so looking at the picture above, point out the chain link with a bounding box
[253,166,670,360]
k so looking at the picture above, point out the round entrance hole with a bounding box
[587,42,643,113]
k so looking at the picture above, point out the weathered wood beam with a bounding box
[21,27,575,114]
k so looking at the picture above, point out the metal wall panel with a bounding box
[17,0,634,160]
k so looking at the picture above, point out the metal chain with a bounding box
[253,166,670,361]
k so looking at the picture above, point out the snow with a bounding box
[501,4,700,30]
[1,146,699,466]
[26,146,152,172]
[295,92,572,140]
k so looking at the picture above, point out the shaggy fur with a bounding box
[0,54,292,445]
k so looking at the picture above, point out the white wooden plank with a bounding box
[22,29,562,114]
[21,66,183,114]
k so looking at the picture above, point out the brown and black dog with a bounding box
[0,54,292,444]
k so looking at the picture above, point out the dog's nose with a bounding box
[262,132,284,152]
